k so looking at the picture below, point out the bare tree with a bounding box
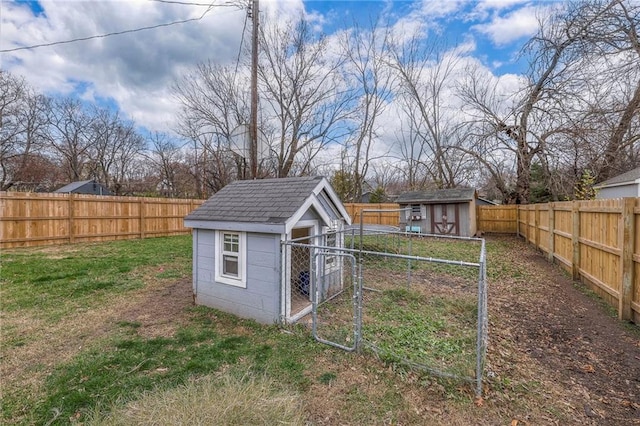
[43,97,96,182]
[146,132,188,198]
[89,107,145,195]
[390,36,472,190]
[459,0,640,202]
[394,104,430,190]
[174,63,250,183]
[259,18,354,177]
[562,0,640,181]
[0,71,48,190]
[339,20,395,201]
[181,122,238,196]
[458,7,602,203]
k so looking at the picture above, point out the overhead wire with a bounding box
[234,4,250,77]
[148,0,239,7]
[0,1,242,53]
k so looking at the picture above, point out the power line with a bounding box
[148,0,240,7]
[0,2,239,53]
[234,6,250,77]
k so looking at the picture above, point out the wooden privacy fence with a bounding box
[477,204,518,233]
[3,191,637,321]
[344,203,401,227]
[0,192,205,249]
[478,199,640,323]
[1,198,401,249]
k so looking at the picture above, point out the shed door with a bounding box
[430,204,459,235]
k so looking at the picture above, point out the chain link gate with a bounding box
[311,251,360,351]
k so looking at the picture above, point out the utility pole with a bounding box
[249,0,259,179]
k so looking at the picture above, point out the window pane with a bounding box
[223,233,239,253]
[223,255,238,276]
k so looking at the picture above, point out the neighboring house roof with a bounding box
[396,188,477,204]
[477,197,498,206]
[594,167,640,188]
[55,180,95,193]
[185,176,351,233]
[54,180,111,195]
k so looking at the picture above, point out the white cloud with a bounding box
[465,0,530,22]
[1,0,255,131]
[1,0,533,139]
[472,5,542,46]
[476,0,530,12]
[420,0,466,19]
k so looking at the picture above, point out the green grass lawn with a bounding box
[0,235,528,425]
[1,237,193,321]
[0,236,341,424]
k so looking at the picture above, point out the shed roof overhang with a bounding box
[183,219,286,234]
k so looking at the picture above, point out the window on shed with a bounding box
[216,231,246,287]
[223,233,239,276]
[325,231,337,265]
[411,204,421,215]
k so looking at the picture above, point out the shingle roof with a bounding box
[55,180,95,193]
[596,167,640,187]
[185,176,325,223]
[396,188,477,204]
[55,180,111,195]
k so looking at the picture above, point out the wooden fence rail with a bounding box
[0,192,204,249]
[478,199,640,323]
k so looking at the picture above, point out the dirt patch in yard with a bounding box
[119,277,193,338]
[484,236,640,425]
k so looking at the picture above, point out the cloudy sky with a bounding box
[1,0,557,133]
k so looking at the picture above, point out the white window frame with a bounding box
[215,231,247,288]
[322,226,341,274]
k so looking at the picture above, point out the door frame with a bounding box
[283,220,320,323]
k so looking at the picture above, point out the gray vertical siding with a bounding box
[193,229,282,324]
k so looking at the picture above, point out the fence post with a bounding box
[533,204,540,249]
[548,202,555,263]
[140,198,146,239]
[619,198,635,321]
[68,193,75,244]
[516,205,520,237]
[572,201,581,281]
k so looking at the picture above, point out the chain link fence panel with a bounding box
[282,225,488,397]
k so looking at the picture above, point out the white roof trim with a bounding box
[285,195,332,234]
[594,178,640,190]
[315,177,352,226]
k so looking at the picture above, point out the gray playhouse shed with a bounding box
[595,167,640,199]
[184,176,351,324]
[396,188,478,237]
[55,180,112,195]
